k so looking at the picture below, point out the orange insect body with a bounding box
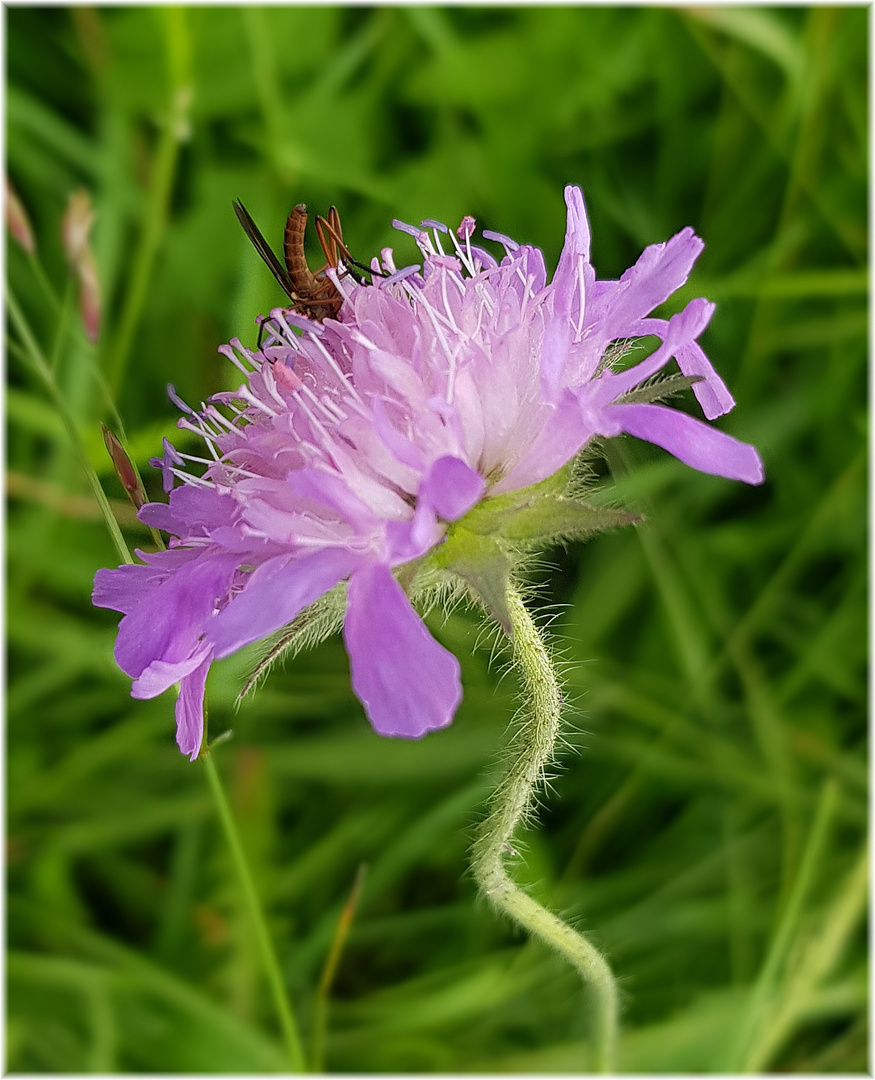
[283,205,317,294]
[282,203,345,320]
[233,199,348,322]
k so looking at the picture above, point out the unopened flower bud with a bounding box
[102,424,146,510]
[6,179,35,256]
[63,189,101,344]
[62,190,93,263]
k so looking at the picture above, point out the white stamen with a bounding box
[236,385,279,418]
[439,272,461,334]
[308,332,367,407]
[321,395,348,422]
[171,468,214,489]
[216,463,267,481]
[294,386,335,444]
[218,342,254,376]
[260,363,291,409]
[300,382,345,424]
[229,337,260,365]
[404,283,458,402]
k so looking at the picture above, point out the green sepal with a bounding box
[619,373,703,405]
[426,526,514,633]
[401,462,640,633]
[461,467,570,536]
[467,464,572,527]
[465,492,640,545]
[450,540,514,635]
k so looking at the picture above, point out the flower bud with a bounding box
[6,178,35,256]
[63,189,101,343]
[102,424,146,510]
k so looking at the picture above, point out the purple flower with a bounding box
[93,185,763,759]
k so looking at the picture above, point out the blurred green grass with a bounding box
[6,6,866,1073]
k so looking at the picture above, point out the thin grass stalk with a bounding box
[203,752,307,1073]
[6,286,133,566]
[105,9,189,394]
[723,778,839,1071]
[311,863,367,1072]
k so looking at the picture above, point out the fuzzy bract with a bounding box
[93,185,763,759]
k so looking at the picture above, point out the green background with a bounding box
[7,6,867,1072]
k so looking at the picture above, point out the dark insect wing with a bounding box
[233,199,297,300]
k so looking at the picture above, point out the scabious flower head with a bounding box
[93,185,763,760]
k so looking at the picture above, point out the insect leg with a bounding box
[315,210,387,282]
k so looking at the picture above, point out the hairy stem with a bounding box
[471,587,619,1073]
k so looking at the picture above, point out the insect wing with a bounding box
[233,199,297,300]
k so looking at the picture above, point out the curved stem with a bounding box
[471,587,619,1073]
[203,753,307,1072]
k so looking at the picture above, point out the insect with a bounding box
[233,199,369,323]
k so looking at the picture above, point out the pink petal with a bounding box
[603,227,704,331]
[97,552,240,679]
[207,548,356,659]
[558,185,591,266]
[175,655,211,760]
[132,643,212,700]
[676,339,736,420]
[420,456,484,521]
[344,563,462,738]
[609,402,764,484]
[607,298,715,401]
[493,390,593,494]
[541,185,593,399]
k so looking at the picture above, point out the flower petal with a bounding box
[92,547,201,614]
[207,548,357,659]
[676,339,736,420]
[541,185,593,399]
[626,318,736,419]
[493,390,592,494]
[132,643,212,699]
[96,551,240,679]
[419,455,485,521]
[175,654,211,760]
[558,185,591,268]
[607,298,715,401]
[139,485,238,538]
[600,227,704,332]
[344,563,462,738]
[609,402,764,484]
